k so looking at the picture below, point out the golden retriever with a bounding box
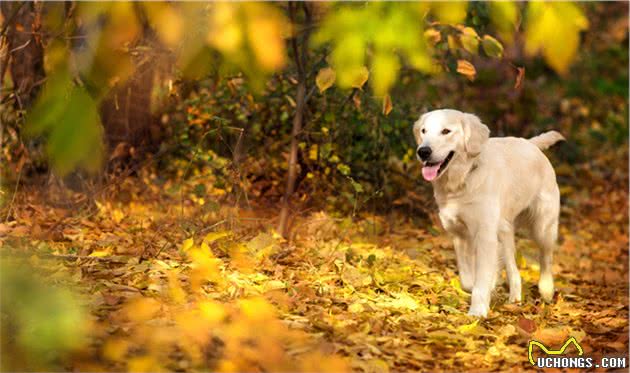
[413,109,564,317]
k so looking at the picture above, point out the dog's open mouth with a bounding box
[422,151,454,181]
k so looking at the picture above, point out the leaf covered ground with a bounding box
[1,158,628,372]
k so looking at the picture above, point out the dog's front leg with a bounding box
[468,229,499,317]
[453,236,475,292]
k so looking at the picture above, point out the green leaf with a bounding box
[481,35,504,58]
[460,27,479,55]
[25,71,103,176]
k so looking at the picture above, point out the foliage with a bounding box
[25,70,103,175]
[524,2,589,75]
[0,154,627,370]
[0,4,627,370]
[0,259,87,371]
[11,1,593,177]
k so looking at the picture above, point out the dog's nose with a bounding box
[417,146,432,161]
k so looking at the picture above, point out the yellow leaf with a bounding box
[524,1,588,75]
[264,280,286,292]
[388,293,418,311]
[198,300,227,324]
[350,66,369,89]
[238,297,276,321]
[371,52,399,96]
[203,231,231,244]
[207,4,242,53]
[431,1,468,25]
[450,277,470,296]
[348,302,365,313]
[458,319,479,333]
[144,3,183,47]
[167,271,186,304]
[103,338,129,361]
[456,59,476,80]
[181,238,194,251]
[106,3,141,50]
[127,355,158,373]
[123,297,161,322]
[89,248,111,257]
[316,67,336,93]
[424,28,441,46]
[382,94,393,116]
[247,17,286,70]
[488,1,519,42]
[309,144,319,161]
[111,209,125,224]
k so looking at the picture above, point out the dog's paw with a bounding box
[467,303,489,317]
[539,274,554,302]
[508,294,522,303]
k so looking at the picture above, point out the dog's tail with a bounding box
[529,131,565,150]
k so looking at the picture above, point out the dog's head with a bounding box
[413,109,489,182]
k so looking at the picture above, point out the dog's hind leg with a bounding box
[499,222,521,303]
[531,189,560,302]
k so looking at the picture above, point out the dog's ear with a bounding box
[462,113,490,156]
[412,114,427,144]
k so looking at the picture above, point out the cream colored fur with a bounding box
[413,109,564,317]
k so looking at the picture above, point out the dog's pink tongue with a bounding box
[422,164,440,181]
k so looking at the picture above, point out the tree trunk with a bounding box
[99,4,171,157]
[278,80,306,237]
[277,2,310,238]
[0,1,45,108]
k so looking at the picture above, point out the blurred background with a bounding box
[0,2,627,372]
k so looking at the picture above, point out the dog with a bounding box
[413,109,564,317]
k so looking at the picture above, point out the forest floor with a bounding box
[1,160,628,372]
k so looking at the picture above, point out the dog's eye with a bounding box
[421,128,426,134]
[441,129,451,135]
